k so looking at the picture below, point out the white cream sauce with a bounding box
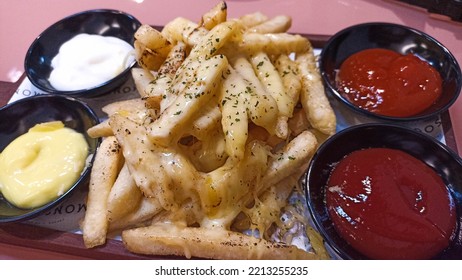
[49,33,134,91]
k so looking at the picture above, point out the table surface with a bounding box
[1,0,461,259]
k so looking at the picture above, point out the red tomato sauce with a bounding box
[337,48,443,117]
[326,148,457,259]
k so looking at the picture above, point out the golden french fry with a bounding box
[135,24,172,57]
[150,199,197,226]
[288,108,311,136]
[239,12,269,28]
[122,224,319,259]
[82,136,123,248]
[167,20,240,100]
[157,41,187,77]
[87,119,113,138]
[149,55,228,146]
[275,54,301,111]
[296,52,336,135]
[143,75,171,113]
[247,124,275,147]
[231,55,279,135]
[144,42,187,113]
[248,15,292,34]
[101,98,154,128]
[185,20,241,62]
[131,67,156,98]
[190,102,222,141]
[161,17,208,46]
[219,66,249,160]
[107,163,143,223]
[102,98,147,116]
[234,131,318,238]
[250,52,290,138]
[109,197,162,232]
[241,33,311,55]
[134,40,166,71]
[199,1,227,30]
[260,130,318,192]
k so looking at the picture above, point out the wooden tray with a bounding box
[0,33,459,259]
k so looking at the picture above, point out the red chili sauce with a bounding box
[336,48,443,117]
[326,148,457,259]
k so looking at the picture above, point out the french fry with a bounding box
[161,17,208,46]
[134,40,166,71]
[158,41,187,77]
[288,108,311,136]
[144,42,187,113]
[143,75,170,113]
[184,19,241,62]
[168,19,240,99]
[199,1,227,30]
[131,67,156,98]
[109,197,162,232]
[82,136,123,248]
[241,33,311,55]
[135,24,172,58]
[248,15,292,34]
[102,98,154,127]
[190,103,222,141]
[239,12,269,28]
[306,224,330,260]
[250,52,290,138]
[107,163,143,223]
[151,198,205,227]
[219,66,249,160]
[296,52,336,135]
[122,224,319,259]
[102,98,147,116]
[149,55,228,146]
[87,119,113,138]
[260,130,318,192]
[275,54,301,113]
[231,55,279,136]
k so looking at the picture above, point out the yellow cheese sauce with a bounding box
[0,121,89,208]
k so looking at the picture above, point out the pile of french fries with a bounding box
[82,2,336,259]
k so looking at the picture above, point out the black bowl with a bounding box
[0,95,100,223]
[320,22,462,122]
[305,123,462,259]
[25,9,141,97]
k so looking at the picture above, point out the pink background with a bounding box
[0,0,461,258]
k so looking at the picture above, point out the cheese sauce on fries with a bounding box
[82,1,336,259]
